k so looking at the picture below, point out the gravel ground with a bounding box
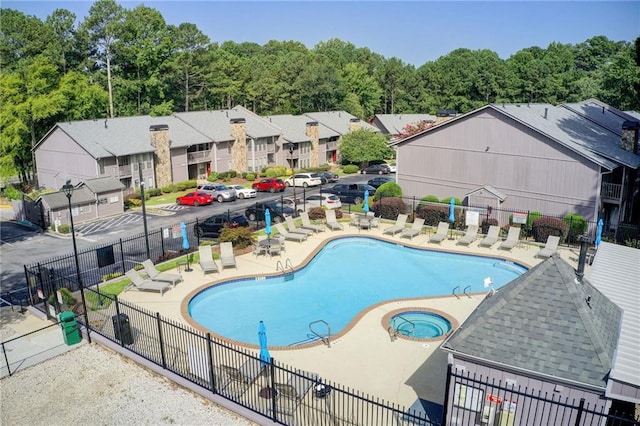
[0,344,255,426]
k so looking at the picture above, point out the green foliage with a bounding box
[440,196,462,205]
[527,211,543,230]
[617,223,639,243]
[176,180,197,191]
[418,195,440,205]
[48,287,76,308]
[481,218,499,235]
[373,182,402,201]
[55,223,71,234]
[372,197,407,220]
[562,213,588,240]
[161,184,178,193]
[218,226,253,249]
[3,186,21,200]
[624,239,640,248]
[264,166,287,178]
[339,129,389,167]
[245,173,256,181]
[342,165,360,174]
[416,203,448,227]
[531,217,569,243]
[146,187,162,197]
[207,172,218,182]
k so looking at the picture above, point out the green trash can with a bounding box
[59,311,82,346]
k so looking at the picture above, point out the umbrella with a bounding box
[448,198,455,223]
[181,221,192,271]
[258,321,271,367]
[363,190,370,213]
[595,218,603,247]
[265,208,272,237]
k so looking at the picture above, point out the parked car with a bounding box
[245,201,297,223]
[176,191,213,206]
[386,164,396,173]
[282,197,306,212]
[323,184,377,204]
[196,183,237,203]
[361,164,390,175]
[229,184,257,199]
[367,176,395,188]
[284,173,322,188]
[320,171,339,183]
[194,214,249,238]
[304,193,342,210]
[252,178,286,193]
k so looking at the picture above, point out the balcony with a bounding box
[601,182,622,203]
[187,150,211,164]
[118,164,132,177]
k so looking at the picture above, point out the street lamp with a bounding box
[138,162,150,260]
[288,142,296,211]
[62,180,90,343]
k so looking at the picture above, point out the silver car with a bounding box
[196,183,237,202]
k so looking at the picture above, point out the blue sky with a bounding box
[5,1,639,66]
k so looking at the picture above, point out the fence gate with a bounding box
[22,194,46,230]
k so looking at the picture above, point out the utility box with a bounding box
[112,313,133,345]
[58,311,81,346]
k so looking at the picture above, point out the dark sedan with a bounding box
[320,171,339,183]
[367,177,394,188]
[361,164,390,175]
[245,201,297,223]
[194,214,249,238]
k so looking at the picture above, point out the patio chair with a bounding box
[299,211,324,233]
[456,225,479,246]
[141,259,182,286]
[401,218,425,240]
[366,211,380,228]
[274,223,307,242]
[325,209,343,231]
[383,213,408,235]
[285,216,315,236]
[536,235,560,258]
[125,268,172,296]
[253,236,268,257]
[198,245,219,274]
[499,227,521,251]
[429,221,450,243]
[219,242,236,268]
[218,357,264,396]
[274,370,320,416]
[478,225,500,248]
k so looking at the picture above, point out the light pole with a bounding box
[62,180,91,343]
[139,161,150,260]
[288,142,296,211]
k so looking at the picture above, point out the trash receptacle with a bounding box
[59,311,82,346]
[112,313,133,345]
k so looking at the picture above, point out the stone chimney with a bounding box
[621,120,640,155]
[230,118,248,172]
[348,117,361,132]
[306,121,319,168]
[149,124,171,188]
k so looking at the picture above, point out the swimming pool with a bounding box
[188,237,527,347]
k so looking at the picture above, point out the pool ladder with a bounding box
[276,259,294,281]
[388,315,415,341]
[452,285,472,299]
[309,320,331,347]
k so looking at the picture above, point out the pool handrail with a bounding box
[309,320,331,347]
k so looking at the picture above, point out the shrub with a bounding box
[563,213,587,242]
[48,287,76,309]
[176,180,197,191]
[373,182,402,201]
[125,197,142,208]
[207,172,219,182]
[440,196,462,205]
[527,211,543,230]
[415,203,448,227]
[146,188,162,197]
[372,197,407,220]
[245,173,256,181]
[481,218,499,235]
[531,217,569,243]
[3,186,22,200]
[308,207,343,221]
[264,166,287,178]
[417,195,440,206]
[218,226,254,249]
[343,164,359,174]
[161,184,178,193]
[56,224,70,234]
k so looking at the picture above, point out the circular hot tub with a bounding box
[383,308,457,342]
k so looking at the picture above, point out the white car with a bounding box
[387,164,396,173]
[229,185,257,199]
[284,173,322,188]
[304,193,342,210]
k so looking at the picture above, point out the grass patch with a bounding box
[145,190,190,206]
[87,279,129,310]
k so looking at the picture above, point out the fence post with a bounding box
[119,239,125,276]
[574,398,585,426]
[269,358,277,422]
[206,333,216,393]
[2,342,11,377]
[160,227,165,260]
[442,363,453,424]
[156,312,166,368]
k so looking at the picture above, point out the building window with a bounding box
[453,383,484,411]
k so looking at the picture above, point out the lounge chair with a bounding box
[429,221,450,243]
[218,357,264,396]
[479,225,500,248]
[141,259,182,286]
[499,227,521,251]
[274,370,319,416]
[383,213,408,235]
[125,268,172,296]
[219,241,236,268]
[285,216,315,236]
[274,223,307,242]
[299,211,324,233]
[456,225,479,246]
[198,245,219,274]
[325,209,343,230]
[401,218,425,240]
[536,235,560,258]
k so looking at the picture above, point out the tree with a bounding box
[45,9,77,73]
[338,128,389,169]
[339,62,383,118]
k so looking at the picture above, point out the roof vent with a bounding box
[306,121,318,126]
[149,124,169,131]
[349,118,360,122]
[544,108,548,119]
[230,118,246,124]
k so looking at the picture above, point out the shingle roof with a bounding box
[81,176,125,193]
[563,99,638,133]
[587,242,640,389]
[304,111,380,135]
[39,187,95,210]
[373,114,436,135]
[265,114,340,143]
[441,256,622,389]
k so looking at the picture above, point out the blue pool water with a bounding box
[391,311,452,339]
[188,237,527,346]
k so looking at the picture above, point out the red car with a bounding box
[251,178,286,193]
[176,191,213,206]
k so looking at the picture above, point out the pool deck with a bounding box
[117,220,587,412]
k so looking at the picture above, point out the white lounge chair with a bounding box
[198,246,219,274]
[285,216,314,236]
[218,357,265,396]
[429,221,450,243]
[273,370,319,416]
[142,259,182,286]
[456,225,479,246]
[125,268,172,296]
[401,218,425,240]
[536,235,560,258]
[325,209,343,231]
[479,225,500,247]
[219,241,236,268]
[383,213,408,235]
[499,227,521,251]
[299,211,324,233]
[274,223,307,242]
